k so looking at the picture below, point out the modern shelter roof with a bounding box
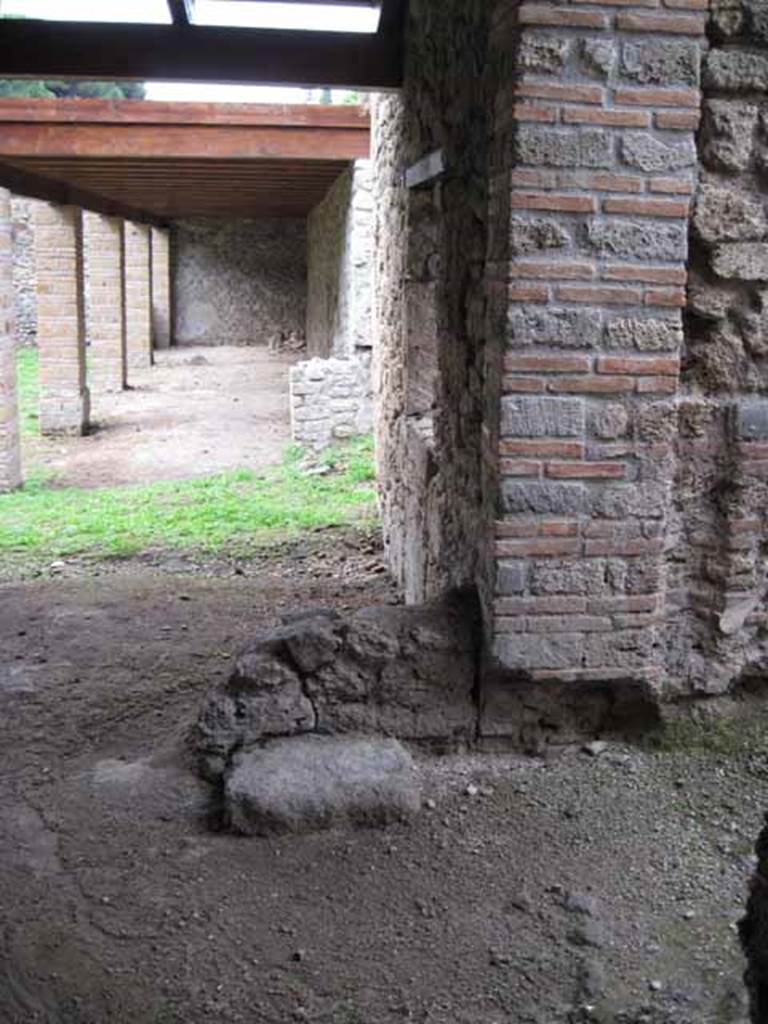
[0,99,371,223]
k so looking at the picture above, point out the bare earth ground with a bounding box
[23,345,299,488]
[0,537,764,1024]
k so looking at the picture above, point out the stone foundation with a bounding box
[289,354,372,450]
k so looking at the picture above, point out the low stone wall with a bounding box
[172,217,307,347]
[289,355,372,450]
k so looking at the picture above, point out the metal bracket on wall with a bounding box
[405,149,445,189]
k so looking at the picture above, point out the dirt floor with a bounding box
[24,345,299,489]
[0,530,763,1024]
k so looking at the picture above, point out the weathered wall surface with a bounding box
[372,0,494,606]
[306,161,373,359]
[10,195,38,347]
[674,4,768,702]
[172,217,307,347]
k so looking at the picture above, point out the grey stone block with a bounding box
[692,184,767,244]
[519,33,570,74]
[515,127,613,169]
[581,38,616,78]
[510,217,570,256]
[704,50,768,93]
[701,100,758,173]
[711,243,768,280]
[621,132,696,173]
[493,633,584,671]
[604,316,682,352]
[501,396,585,438]
[620,40,699,86]
[497,560,527,594]
[584,219,687,261]
[502,481,587,516]
[225,736,422,836]
[507,307,602,349]
[735,399,768,440]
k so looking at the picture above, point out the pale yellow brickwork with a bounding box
[124,221,152,371]
[34,202,89,436]
[84,211,126,393]
[150,227,171,350]
[0,187,21,490]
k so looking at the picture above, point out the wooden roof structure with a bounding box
[0,99,371,224]
[0,0,407,90]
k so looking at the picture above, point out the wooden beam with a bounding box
[0,19,404,89]
[0,160,166,227]
[0,99,370,129]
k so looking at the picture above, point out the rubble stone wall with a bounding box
[306,161,373,358]
[372,0,495,605]
[674,4,768,702]
[10,196,38,347]
[172,217,307,347]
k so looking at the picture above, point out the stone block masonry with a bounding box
[0,187,21,491]
[150,227,171,350]
[486,0,706,696]
[123,221,152,370]
[34,203,89,436]
[290,355,372,450]
[84,212,126,393]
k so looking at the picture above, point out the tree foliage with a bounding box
[0,79,145,100]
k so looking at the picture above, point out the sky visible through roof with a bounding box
[0,0,375,102]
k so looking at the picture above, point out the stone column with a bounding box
[34,203,89,436]
[84,212,126,393]
[0,187,21,490]
[124,221,152,371]
[482,0,706,728]
[150,227,171,350]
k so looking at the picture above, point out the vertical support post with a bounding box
[0,186,21,490]
[84,211,126,393]
[34,202,89,436]
[150,226,171,350]
[124,221,152,371]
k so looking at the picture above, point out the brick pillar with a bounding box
[34,203,89,436]
[124,221,152,371]
[483,0,706,708]
[0,187,21,490]
[84,212,126,393]
[150,227,171,350]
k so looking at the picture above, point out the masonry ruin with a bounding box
[4,0,768,746]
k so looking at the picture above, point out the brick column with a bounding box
[484,0,706,702]
[0,187,21,490]
[150,227,171,350]
[34,203,89,436]
[84,212,126,393]
[124,221,152,371]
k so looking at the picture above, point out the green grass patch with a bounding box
[16,346,40,437]
[0,435,378,563]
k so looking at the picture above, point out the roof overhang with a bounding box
[0,100,371,223]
